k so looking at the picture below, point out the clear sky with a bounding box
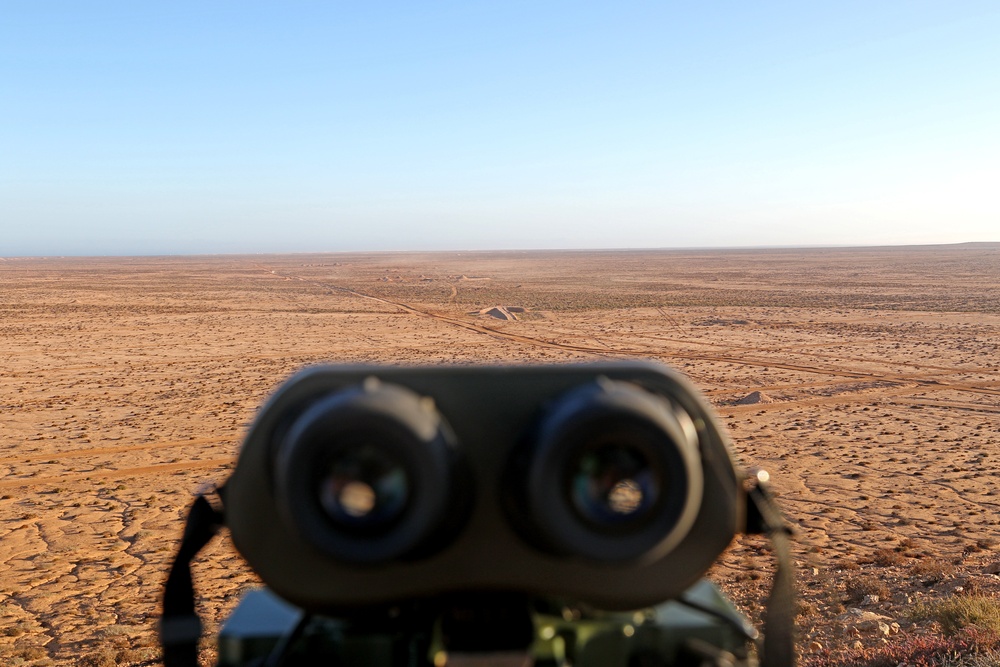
[2,2,998,255]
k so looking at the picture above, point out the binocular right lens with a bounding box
[514,379,704,563]
[569,439,659,526]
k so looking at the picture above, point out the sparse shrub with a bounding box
[976,537,998,551]
[115,647,154,663]
[78,651,116,667]
[797,600,817,619]
[871,548,906,566]
[910,596,1000,636]
[1,624,27,637]
[10,646,47,661]
[844,574,890,603]
[912,559,956,585]
[100,625,129,637]
[961,579,984,597]
[78,633,159,666]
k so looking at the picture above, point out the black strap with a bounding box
[746,472,797,667]
[161,494,224,667]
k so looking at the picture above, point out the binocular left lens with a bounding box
[274,379,459,564]
[317,441,410,532]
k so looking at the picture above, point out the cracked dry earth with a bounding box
[1,245,999,665]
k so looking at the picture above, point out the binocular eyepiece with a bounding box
[510,378,703,563]
[275,378,464,565]
[223,362,743,613]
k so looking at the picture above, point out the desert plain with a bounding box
[1,244,999,666]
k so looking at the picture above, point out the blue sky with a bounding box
[2,2,998,255]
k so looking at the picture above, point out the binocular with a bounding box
[222,361,745,613]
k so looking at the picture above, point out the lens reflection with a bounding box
[338,481,377,517]
[571,444,659,527]
[319,444,409,532]
[607,479,643,514]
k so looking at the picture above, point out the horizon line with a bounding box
[1,240,998,261]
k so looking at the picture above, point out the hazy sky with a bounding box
[2,2,998,255]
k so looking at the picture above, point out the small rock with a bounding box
[983,561,1000,574]
[851,641,864,650]
[856,619,886,635]
[809,641,823,652]
[889,622,901,635]
[837,609,892,625]
[862,594,880,605]
[877,622,891,637]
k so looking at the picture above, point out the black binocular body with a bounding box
[222,361,746,614]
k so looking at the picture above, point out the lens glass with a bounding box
[569,441,660,528]
[318,443,410,533]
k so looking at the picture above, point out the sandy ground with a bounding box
[1,245,999,665]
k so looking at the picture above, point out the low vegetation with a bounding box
[910,597,1000,637]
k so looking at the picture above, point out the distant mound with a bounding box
[477,306,523,321]
[737,391,777,405]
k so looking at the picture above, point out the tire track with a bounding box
[725,386,1000,413]
[0,458,233,489]
[0,437,227,465]
[3,351,331,376]
[629,331,996,378]
[702,378,896,396]
[884,397,1000,415]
